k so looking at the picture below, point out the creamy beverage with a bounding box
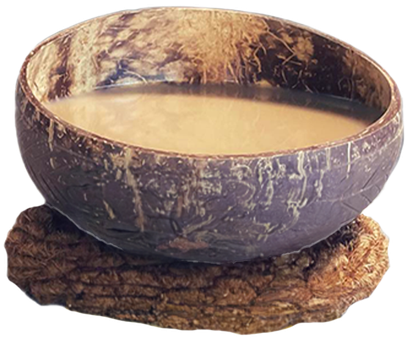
[46,84,379,155]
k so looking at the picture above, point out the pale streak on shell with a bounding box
[315,169,325,198]
[347,141,352,177]
[124,148,145,232]
[115,169,122,181]
[257,158,274,208]
[183,214,215,237]
[325,147,331,171]
[47,119,54,151]
[284,152,309,233]
[103,200,116,220]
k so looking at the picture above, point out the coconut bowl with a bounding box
[16,7,403,263]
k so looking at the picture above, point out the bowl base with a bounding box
[5,205,389,334]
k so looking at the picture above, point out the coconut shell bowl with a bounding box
[8,7,403,334]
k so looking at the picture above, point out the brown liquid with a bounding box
[46,84,379,155]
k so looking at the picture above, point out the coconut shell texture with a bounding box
[24,9,392,108]
[6,205,389,334]
[16,8,403,262]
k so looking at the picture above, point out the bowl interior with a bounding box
[24,7,392,154]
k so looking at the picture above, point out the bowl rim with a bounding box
[18,6,402,160]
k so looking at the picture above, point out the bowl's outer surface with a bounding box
[16,8,403,263]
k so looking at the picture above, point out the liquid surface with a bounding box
[46,84,379,155]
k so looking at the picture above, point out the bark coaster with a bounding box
[5,205,389,334]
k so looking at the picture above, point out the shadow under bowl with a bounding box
[16,7,403,263]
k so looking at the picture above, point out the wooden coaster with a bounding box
[5,205,389,334]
